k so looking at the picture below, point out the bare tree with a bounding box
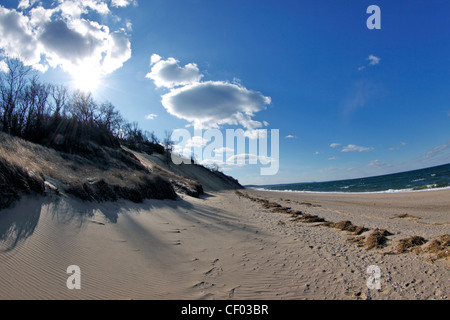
[122,121,142,142]
[0,58,163,155]
[163,130,174,164]
[147,130,159,144]
[98,102,123,133]
[69,90,97,124]
[50,84,69,120]
[0,59,32,134]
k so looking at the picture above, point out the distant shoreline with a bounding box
[245,162,450,195]
[248,185,450,195]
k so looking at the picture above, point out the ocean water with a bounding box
[256,163,450,194]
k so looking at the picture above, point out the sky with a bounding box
[0,0,449,185]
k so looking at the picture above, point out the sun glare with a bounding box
[72,68,101,93]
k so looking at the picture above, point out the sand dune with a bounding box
[0,189,449,300]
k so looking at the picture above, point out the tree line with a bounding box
[0,59,164,155]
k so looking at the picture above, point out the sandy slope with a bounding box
[0,189,448,300]
[131,150,243,192]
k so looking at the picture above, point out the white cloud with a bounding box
[0,60,8,73]
[0,2,132,79]
[198,158,225,167]
[57,0,110,19]
[227,153,276,166]
[146,56,203,88]
[232,77,242,85]
[39,19,102,66]
[368,160,392,168]
[28,6,54,26]
[328,157,336,160]
[160,80,271,129]
[330,143,340,148]
[172,135,212,156]
[285,135,297,139]
[56,1,86,18]
[213,147,234,155]
[425,141,450,159]
[145,113,158,120]
[185,136,209,148]
[32,63,49,73]
[101,30,132,74]
[18,0,38,9]
[125,19,132,31]
[244,129,267,140]
[0,7,41,66]
[150,53,162,65]
[358,54,381,71]
[147,54,271,130]
[85,0,110,15]
[341,144,374,152]
[111,0,138,7]
[38,18,131,76]
[367,54,381,66]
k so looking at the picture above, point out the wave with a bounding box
[252,163,450,195]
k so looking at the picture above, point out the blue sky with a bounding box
[1,0,449,185]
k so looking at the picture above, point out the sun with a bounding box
[72,68,101,93]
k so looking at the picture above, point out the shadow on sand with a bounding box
[0,193,201,252]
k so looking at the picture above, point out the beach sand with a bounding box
[0,189,448,300]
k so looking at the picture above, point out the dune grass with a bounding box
[0,132,177,209]
[365,228,392,250]
[236,191,450,263]
[423,234,450,261]
[321,220,368,235]
[396,236,427,253]
[291,214,326,223]
[0,157,45,209]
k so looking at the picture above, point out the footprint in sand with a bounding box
[204,259,223,276]
[192,281,214,289]
[228,286,240,298]
[90,220,105,225]
[168,228,187,234]
[204,266,223,276]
